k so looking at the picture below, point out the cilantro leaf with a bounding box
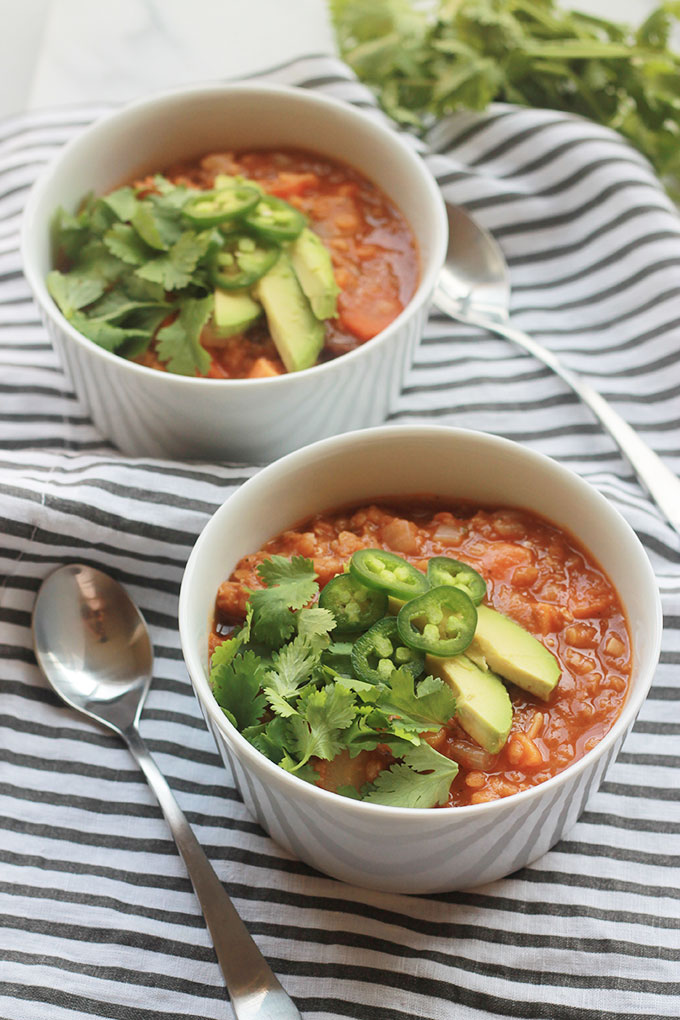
[75,240,126,285]
[153,174,193,206]
[264,634,323,716]
[210,649,267,730]
[362,742,458,808]
[136,231,211,290]
[101,186,138,222]
[277,754,321,784]
[244,715,288,764]
[210,607,253,671]
[287,684,357,767]
[341,704,389,756]
[131,198,183,251]
[68,312,150,353]
[249,556,318,648]
[296,606,336,640]
[257,555,317,588]
[155,296,213,376]
[104,223,153,266]
[377,669,457,733]
[52,205,91,261]
[337,784,362,800]
[87,288,167,323]
[47,270,105,319]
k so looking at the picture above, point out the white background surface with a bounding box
[0,0,667,119]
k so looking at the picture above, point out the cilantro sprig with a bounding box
[48,176,222,375]
[332,0,680,202]
[209,556,459,808]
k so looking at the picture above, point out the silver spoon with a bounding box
[433,202,680,535]
[32,562,302,1020]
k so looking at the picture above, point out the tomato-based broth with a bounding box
[212,502,631,808]
[135,149,419,378]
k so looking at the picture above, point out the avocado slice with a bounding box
[289,227,340,320]
[472,604,561,701]
[255,252,324,372]
[427,653,513,754]
[212,288,262,339]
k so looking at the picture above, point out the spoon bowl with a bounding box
[435,202,509,320]
[33,563,152,734]
[32,562,302,1020]
[434,202,680,535]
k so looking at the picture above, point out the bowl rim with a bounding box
[21,80,447,390]
[179,423,663,821]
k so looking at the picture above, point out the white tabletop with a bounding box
[0,0,665,119]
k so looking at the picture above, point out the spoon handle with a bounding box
[123,726,302,1020]
[446,302,680,535]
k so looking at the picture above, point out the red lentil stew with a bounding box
[210,501,631,809]
[48,149,419,380]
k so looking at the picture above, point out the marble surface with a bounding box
[0,0,668,119]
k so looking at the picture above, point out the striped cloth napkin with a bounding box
[1,55,679,1020]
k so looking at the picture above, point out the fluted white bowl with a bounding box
[179,425,661,893]
[21,84,446,462]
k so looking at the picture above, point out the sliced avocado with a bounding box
[254,252,324,372]
[472,604,561,701]
[427,653,513,754]
[290,227,340,320]
[212,288,262,339]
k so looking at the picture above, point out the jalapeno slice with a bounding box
[351,617,425,686]
[210,234,280,290]
[349,549,428,602]
[397,586,477,657]
[243,195,306,241]
[319,573,388,635]
[427,557,486,606]
[182,184,261,228]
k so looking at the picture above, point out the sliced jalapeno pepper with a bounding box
[427,557,486,605]
[182,184,260,228]
[351,616,425,686]
[210,234,280,290]
[349,549,428,602]
[244,195,306,241]
[319,573,388,634]
[397,585,477,657]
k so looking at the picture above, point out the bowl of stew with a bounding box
[21,84,446,462]
[179,425,662,893]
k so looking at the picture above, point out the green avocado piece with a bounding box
[254,252,324,372]
[427,653,513,754]
[212,288,262,339]
[289,227,340,320]
[472,604,561,702]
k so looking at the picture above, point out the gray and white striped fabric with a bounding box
[1,55,679,1020]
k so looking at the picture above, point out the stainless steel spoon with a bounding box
[433,202,680,535]
[32,562,302,1020]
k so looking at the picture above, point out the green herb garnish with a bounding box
[209,556,459,808]
[48,176,222,374]
[331,0,680,201]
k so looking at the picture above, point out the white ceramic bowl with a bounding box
[179,425,661,893]
[21,84,446,463]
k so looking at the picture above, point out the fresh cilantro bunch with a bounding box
[331,0,680,201]
[209,556,460,808]
[47,177,221,375]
